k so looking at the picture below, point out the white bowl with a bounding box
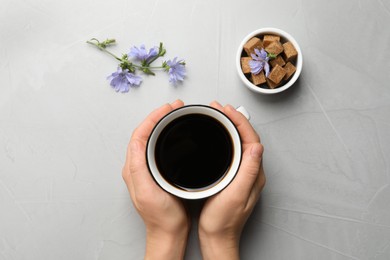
[236,27,303,94]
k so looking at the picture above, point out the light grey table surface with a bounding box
[1,0,390,259]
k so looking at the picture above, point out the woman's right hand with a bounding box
[198,101,266,260]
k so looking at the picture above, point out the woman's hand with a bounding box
[199,102,266,260]
[122,100,190,260]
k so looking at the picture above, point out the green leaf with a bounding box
[142,68,156,76]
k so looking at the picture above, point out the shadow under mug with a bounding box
[146,105,249,199]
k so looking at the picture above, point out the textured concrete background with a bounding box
[1,0,390,259]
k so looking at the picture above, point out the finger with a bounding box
[122,164,138,207]
[122,144,138,207]
[228,142,264,200]
[122,143,142,205]
[127,138,148,181]
[209,100,224,112]
[256,162,266,193]
[128,138,162,197]
[223,105,260,144]
[171,99,184,109]
[246,163,266,209]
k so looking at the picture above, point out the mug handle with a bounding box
[236,106,250,120]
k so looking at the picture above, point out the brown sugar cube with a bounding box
[283,41,298,62]
[265,41,284,56]
[240,57,252,74]
[243,37,263,56]
[251,71,266,86]
[269,55,286,68]
[268,64,286,85]
[283,62,297,81]
[266,78,282,89]
[263,35,280,47]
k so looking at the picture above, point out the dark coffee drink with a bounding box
[154,113,233,190]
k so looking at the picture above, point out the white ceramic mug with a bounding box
[146,105,249,199]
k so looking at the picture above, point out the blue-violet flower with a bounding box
[129,44,158,63]
[249,48,270,77]
[87,38,186,92]
[165,57,186,85]
[107,67,142,93]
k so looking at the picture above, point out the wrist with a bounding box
[145,228,189,260]
[199,231,240,260]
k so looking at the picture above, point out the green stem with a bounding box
[86,40,122,62]
[132,64,164,70]
[145,42,166,66]
[146,55,161,66]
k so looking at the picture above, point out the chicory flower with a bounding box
[129,44,158,63]
[87,38,186,91]
[164,57,186,85]
[249,48,270,77]
[107,67,142,93]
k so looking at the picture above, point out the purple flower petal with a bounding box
[166,57,186,85]
[250,48,271,76]
[260,49,268,60]
[129,44,158,62]
[251,53,258,60]
[107,67,142,93]
[264,62,270,77]
[254,48,262,57]
[249,60,263,75]
[126,73,142,86]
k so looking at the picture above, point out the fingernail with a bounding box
[250,143,263,158]
[211,100,222,106]
[171,99,183,106]
[225,104,235,112]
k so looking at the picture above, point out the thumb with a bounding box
[128,138,162,196]
[128,138,147,173]
[123,138,145,184]
[228,142,263,198]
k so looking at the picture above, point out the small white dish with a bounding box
[236,27,303,94]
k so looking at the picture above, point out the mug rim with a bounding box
[146,104,242,199]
